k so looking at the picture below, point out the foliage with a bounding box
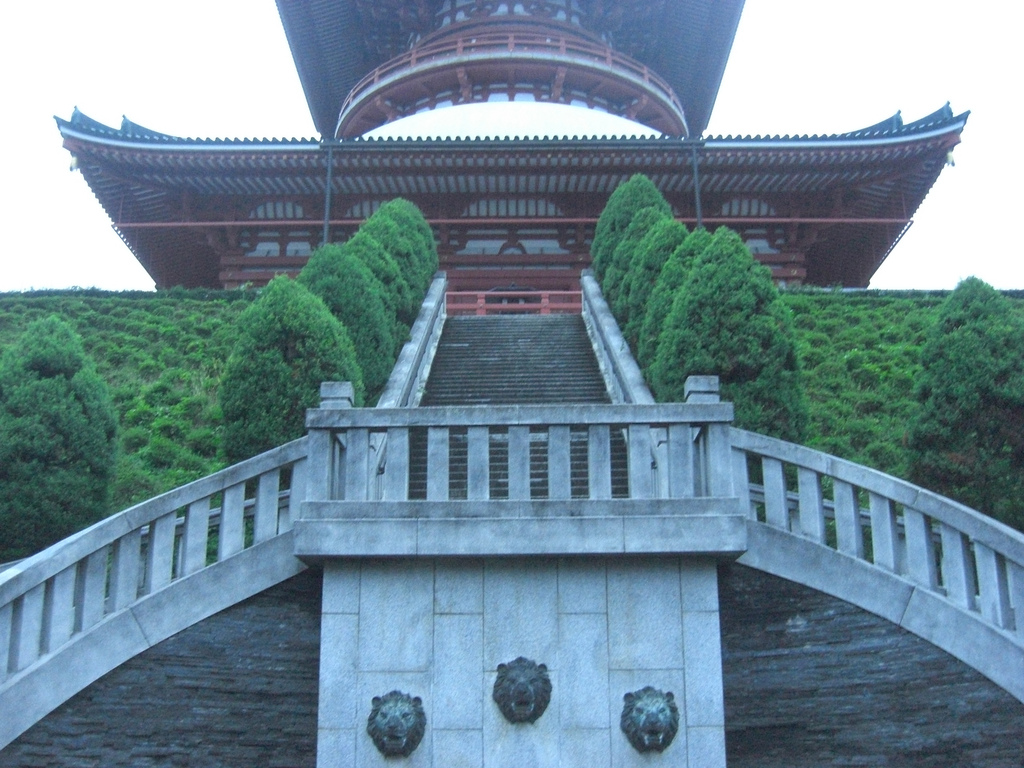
[590,174,671,284]
[0,316,118,559]
[298,243,396,402]
[908,278,1024,529]
[604,207,672,322]
[650,228,808,442]
[344,229,416,332]
[616,216,689,349]
[219,277,364,464]
[636,228,712,368]
[371,199,439,296]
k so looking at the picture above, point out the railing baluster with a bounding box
[797,468,825,543]
[11,584,44,671]
[667,424,694,499]
[508,426,532,500]
[762,457,788,529]
[0,600,12,677]
[467,426,490,500]
[145,512,177,594]
[975,542,1013,630]
[627,424,653,499]
[344,428,371,501]
[833,480,863,558]
[285,459,306,532]
[548,425,571,500]
[1009,561,1023,638]
[587,424,612,500]
[110,529,142,611]
[869,493,899,572]
[383,428,410,501]
[181,500,211,576]
[218,483,246,560]
[43,567,76,653]
[903,508,937,589]
[939,523,975,610]
[77,548,108,630]
[731,447,752,516]
[427,426,449,501]
[254,470,281,543]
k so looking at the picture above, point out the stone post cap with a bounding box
[320,381,354,408]
[684,375,720,403]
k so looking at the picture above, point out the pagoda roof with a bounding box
[56,105,967,287]
[274,0,745,139]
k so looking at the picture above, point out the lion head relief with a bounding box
[366,690,426,757]
[492,656,552,724]
[620,686,680,753]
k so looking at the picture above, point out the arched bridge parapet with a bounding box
[0,439,311,749]
[730,427,1024,703]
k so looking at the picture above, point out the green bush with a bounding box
[299,243,397,402]
[908,277,1024,529]
[636,228,712,368]
[650,228,808,442]
[616,216,689,349]
[591,174,671,284]
[604,206,671,321]
[344,229,416,331]
[0,316,117,559]
[220,277,364,464]
[371,199,439,296]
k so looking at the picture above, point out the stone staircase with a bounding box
[420,314,609,405]
[411,314,626,499]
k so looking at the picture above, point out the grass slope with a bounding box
[1,288,1021,518]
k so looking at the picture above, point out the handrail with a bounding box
[0,438,309,686]
[730,427,1024,647]
[446,290,582,315]
[337,29,684,133]
[580,272,654,405]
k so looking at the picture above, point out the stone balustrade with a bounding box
[0,439,310,747]
[731,427,1024,701]
[295,390,746,558]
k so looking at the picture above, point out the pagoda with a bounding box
[57,0,967,291]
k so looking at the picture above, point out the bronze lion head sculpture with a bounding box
[492,656,552,724]
[620,686,680,753]
[366,690,426,757]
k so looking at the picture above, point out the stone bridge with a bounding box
[1,276,1021,766]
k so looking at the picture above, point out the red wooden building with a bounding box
[57,0,966,291]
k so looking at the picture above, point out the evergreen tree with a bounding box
[591,174,671,284]
[372,198,438,295]
[0,316,117,559]
[636,227,711,368]
[345,228,416,328]
[909,277,1024,530]
[650,228,807,442]
[605,206,671,319]
[616,216,689,349]
[220,277,364,464]
[298,244,397,402]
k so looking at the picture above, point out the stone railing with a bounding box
[731,428,1024,701]
[0,439,309,747]
[294,379,746,558]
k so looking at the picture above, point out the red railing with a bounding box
[337,28,683,131]
[446,290,582,315]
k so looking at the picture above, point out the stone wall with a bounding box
[2,563,1023,766]
[317,556,724,767]
[0,570,321,768]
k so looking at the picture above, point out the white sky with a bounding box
[0,1,1021,292]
